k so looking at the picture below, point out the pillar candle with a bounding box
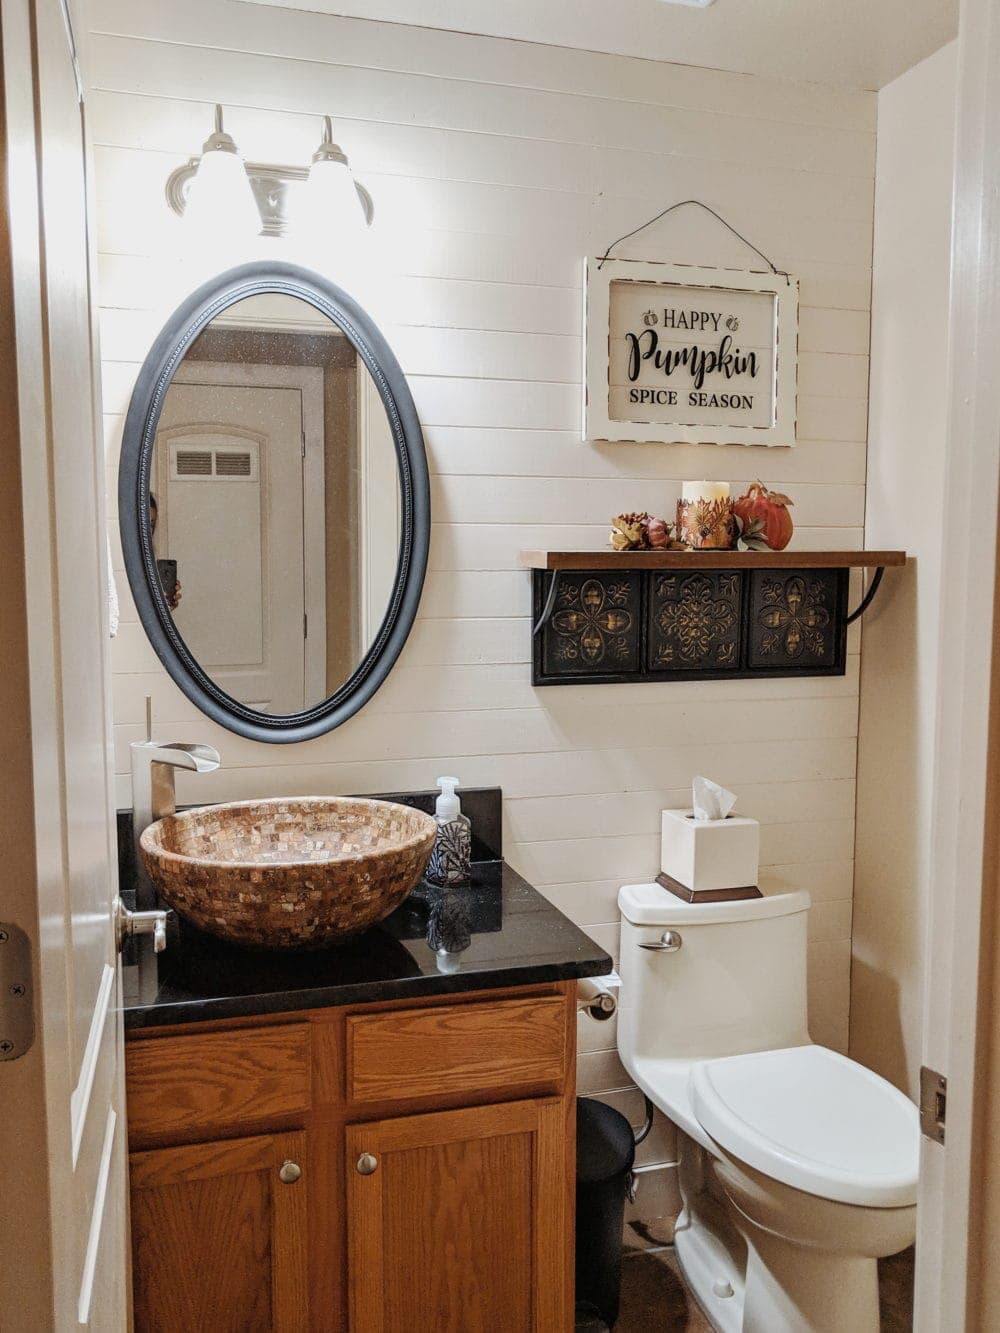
[677,480,737,550]
[681,480,730,505]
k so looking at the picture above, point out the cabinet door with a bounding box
[347,1098,570,1333]
[130,1130,308,1333]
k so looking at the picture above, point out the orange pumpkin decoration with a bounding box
[733,480,795,551]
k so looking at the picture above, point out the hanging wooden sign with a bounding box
[584,257,798,447]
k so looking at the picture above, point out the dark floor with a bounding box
[577,1221,915,1331]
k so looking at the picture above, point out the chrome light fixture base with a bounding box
[166,160,374,238]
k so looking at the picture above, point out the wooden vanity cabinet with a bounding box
[124,982,577,1333]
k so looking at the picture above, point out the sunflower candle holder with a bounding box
[676,481,737,550]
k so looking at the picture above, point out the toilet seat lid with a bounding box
[689,1045,919,1208]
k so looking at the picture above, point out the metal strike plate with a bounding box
[920,1065,947,1145]
[0,923,34,1061]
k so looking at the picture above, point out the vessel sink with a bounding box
[139,796,437,949]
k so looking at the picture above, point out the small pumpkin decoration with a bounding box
[609,512,651,551]
[609,513,687,552]
[733,481,794,551]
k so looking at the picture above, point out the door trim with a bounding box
[70,960,115,1166]
[77,1107,118,1324]
[915,0,1000,1324]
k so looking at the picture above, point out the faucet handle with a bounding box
[130,741,221,773]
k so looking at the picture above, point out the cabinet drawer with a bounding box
[126,1023,311,1142]
[346,995,569,1106]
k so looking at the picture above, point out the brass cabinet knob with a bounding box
[278,1160,302,1185]
[356,1153,378,1176]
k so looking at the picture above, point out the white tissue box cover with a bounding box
[660,808,760,891]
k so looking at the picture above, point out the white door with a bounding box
[0,0,129,1329]
[154,365,326,713]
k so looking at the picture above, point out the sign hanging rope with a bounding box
[596,198,791,284]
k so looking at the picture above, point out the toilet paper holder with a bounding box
[577,972,620,1021]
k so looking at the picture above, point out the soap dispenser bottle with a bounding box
[425,777,472,887]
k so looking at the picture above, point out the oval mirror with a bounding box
[119,262,429,742]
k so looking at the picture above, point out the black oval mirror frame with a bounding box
[119,261,430,744]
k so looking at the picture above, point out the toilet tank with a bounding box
[617,883,811,1064]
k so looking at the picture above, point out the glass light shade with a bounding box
[185,147,261,241]
[298,156,366,245]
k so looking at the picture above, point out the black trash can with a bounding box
[575,1096,636,1328]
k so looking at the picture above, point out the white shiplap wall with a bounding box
[87,0,875,1102]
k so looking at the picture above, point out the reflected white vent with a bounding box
[170,438,259,482]
[175,450,212,476]
[215,452,252,477]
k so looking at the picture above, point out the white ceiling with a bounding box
[243,0,958,91]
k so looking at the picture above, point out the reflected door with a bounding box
[155,364,325,713]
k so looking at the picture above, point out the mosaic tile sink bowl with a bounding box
[140,796,438,949]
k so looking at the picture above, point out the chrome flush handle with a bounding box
[639,930,683,953]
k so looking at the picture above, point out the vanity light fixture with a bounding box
[165,109,374,239]
[297,116,373,242]
[182,104,262,241]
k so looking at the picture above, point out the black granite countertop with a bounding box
[123,859,612,1030]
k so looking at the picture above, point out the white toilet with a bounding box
[617,882,919,1333]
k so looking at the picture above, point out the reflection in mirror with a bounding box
[148,293,401,714]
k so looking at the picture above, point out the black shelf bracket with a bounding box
[845,567,886,626]
[532,570,562,636]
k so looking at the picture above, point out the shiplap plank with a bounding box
[537,864,856,929]
[427,476,866,528]
[96,307,868,399]
[91,200,872,310]
[422,430,870,486]
[86,91,876,227]
[88,0,876,135]
[98,357,871,442]
[513,820,855,890]
[112,694,860,772]
[111,657,862,732]
[426,525,868,572]
[112,738,862,822]
[87,36,875,181]
[504,781,857,843]
[90,145,872,279]
[97,254,872,332]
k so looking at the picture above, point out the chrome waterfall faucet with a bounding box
[130,740,222,837]
[129,698,221,915]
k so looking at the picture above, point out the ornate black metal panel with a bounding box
[647,571,743,672]
[747,570,846,673]
[532,566,849,685]
[536,572,641,682]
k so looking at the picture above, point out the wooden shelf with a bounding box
[520,549,906,572]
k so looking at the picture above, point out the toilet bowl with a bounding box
[617,882,919,1333]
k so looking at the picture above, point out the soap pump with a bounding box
[425,776,472,887]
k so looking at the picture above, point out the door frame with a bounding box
[356,357,401,648]
[914,0,1000,1324]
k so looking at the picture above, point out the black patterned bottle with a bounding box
[425,776,472,887]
